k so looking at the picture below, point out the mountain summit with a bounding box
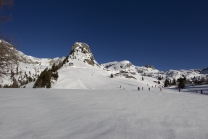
[68,42,99,66]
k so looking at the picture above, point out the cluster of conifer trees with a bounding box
[1,69,36,88]
[33,62,62,88]
[164,78,177,87]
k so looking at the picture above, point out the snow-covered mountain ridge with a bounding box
[0,39,64,66]
[0,40,207,88]
[0,40,64,87]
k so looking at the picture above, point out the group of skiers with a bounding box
[137,84,162,91]
[137,86,206,94]
[137,87,162,91]
[121,84,207,94]
[196,90,207,94]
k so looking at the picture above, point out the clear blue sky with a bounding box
[3,0,208,71]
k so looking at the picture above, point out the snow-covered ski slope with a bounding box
[52,42,163,90]
[52,59,159,90]
[0,87,208,139]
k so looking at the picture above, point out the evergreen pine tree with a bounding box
[10,70,14,79]
[11,78,19,88]
[178,78,185,89]
[164,79,169,87]
[201,77,205,84]
[158,76,163,80]
[172,78,176,85]
[16,66,18,74]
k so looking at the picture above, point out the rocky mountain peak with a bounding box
[70,42,91,55]
[68,42,98,66]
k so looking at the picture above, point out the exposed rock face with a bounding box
[201,68,208,74]
[69,42,98,66]
[71,43,91,54]
[144,65,155,69]
[0,40,18,79]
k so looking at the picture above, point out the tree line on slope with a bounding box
[1,68,39,88]
[33,55,71,88]
[164,76,208,89]
[33,62,62,88]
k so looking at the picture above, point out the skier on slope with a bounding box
[138,87,140,91]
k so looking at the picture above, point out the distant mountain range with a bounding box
[0,40,207,89]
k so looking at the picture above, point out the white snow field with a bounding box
[0,88,208,139]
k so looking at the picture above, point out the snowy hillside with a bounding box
[164,69,207,82]
[101,61,161,78]
[102,61,208,85]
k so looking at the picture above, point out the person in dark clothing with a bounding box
[178,88,180,92]
[142,87,143,90]
[138,87,140,91]
[149,88,150,91]
[201,90,203,94]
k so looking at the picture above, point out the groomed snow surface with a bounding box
[1,87,208,139]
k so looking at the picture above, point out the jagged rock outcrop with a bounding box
[68,42,99,66]
[144,65,155,69]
